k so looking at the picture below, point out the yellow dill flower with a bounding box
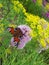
[1,27,4,31]
[46,24,49,33]
[25,12,29,16]
[6,48,11,54]
[23,8,26,13]
[44,32,49,38]
[46,38,49,44]
[18,3,26,13]
[9,24,16,28]
[37,25,43,36]
[12,0,26,14]
[40,38,46,48]
[45,3,49,10]
[0,3,3,8]
[40,19,48,30]
[47,23,49,28]
[30,23,36,29]
[37,25,43,33]
[25,13,40,25]
[40,18,47,24]
[13,1,19,5]
[37,24,42,30]
[37,0,42,6]
[0,28,4,33]
[0,24,4,33]
[14,6,20,13]
[18,3,23,8]
[30,30,37,37]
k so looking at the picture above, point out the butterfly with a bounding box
[7,25,32,49]
[7,27,23,47]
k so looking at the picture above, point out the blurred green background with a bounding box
[0,0,49,65]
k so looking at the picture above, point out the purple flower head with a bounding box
[42,0,49,6]
[45,11,49,18]
[32,0,36,3]
[42,11,49,18]
[10,25,32,49]
[42,0,47,6]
